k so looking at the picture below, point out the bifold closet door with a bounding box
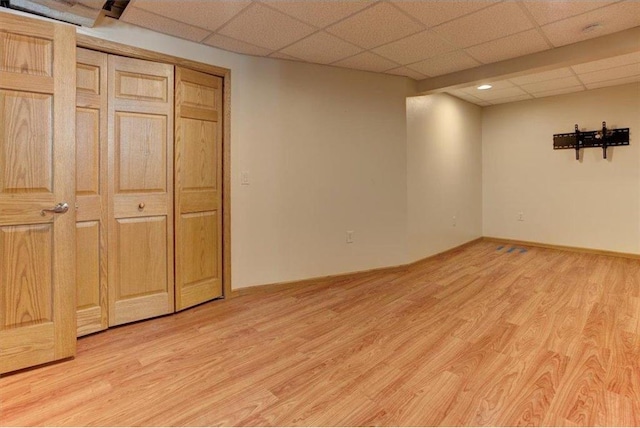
[107,55,174,326]
[174,67,223,310]
[75,48,108,336]
[0,12,76,373]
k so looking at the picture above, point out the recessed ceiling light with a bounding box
[477,84,492,90]
[582,23,602,33]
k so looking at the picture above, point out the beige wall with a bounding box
[482,83,640,254]
[17,8,638,293]
[406,94,483,261]
[78,18,412,289]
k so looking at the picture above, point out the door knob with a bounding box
[41,202,70,216]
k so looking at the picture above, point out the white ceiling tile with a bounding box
[118,0,638,81]
[133,0,251,32]
[326,2,424,49]
[584,75,640,90]
[203,34,273,56]
[541,1,640,47]
[571,51,640,74]
[260,0,373,28]
[458,96,485,105]
[448,89,466,97]
[391,1,495,28]
[432,2,535,48]
[522,1,617,26]
[372,30,456,65]
[385,66,428,80]
[120,7,212,42]
[465,29,550,64]
[490,94,534,104]
[509,68,575,85]
[218,3,315,50]
[459,80,515,95]
[333,52,401,73]
[448,89,484,104]
[481,80,515,90]
[578,63,640,84]
[531,86,585,98]
[520,76,583,93]
[469,86,528,101]
[268,51,301,61]
[280,31,363,64]
[480,80,515,90]
[408,51,480,77]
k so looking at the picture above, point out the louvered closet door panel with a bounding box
[0,12,76,374]
[76,48,108,336]
[174,67,223,311]
[107,55,174,326]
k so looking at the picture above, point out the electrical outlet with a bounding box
[517,211,524,221]
[346,230,354,244]
[452,215,457,227]
[241,171,249,185]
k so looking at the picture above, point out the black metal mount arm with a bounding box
[553,121,629,161]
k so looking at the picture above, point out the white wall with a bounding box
[406,93,483,261]
[483,83,640,254]
[21,9,636,291]
[78,18,412,288]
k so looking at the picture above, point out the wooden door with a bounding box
[107,55,174,326]
[75,48,108,336]
[174,67,223,311]
[0,12,76,373]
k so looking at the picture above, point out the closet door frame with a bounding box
[76,35,232,300]
[75,47,108,336]
[174,67,224,310]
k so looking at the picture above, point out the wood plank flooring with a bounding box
[1,241,639,426]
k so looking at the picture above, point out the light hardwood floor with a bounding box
[1,241,639,426]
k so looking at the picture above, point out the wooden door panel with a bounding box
[116,217,168,298]
[113,194,168,219]
[180,192,217,214]
[181,80,215,109]
[0,323,54,374]
[112,293,170,326]
[75,221,102,335]
[75,48,107,337]
[76,62,100,95]
[76,222,99,308]
[113,216,169,325]
[76,107,100,195]
[174,67,222,311]
[179,212,220,308]
[0,91,53,193]
[115,71,168,103]
[181,118,217,191]
[0,12,76,374]
[108,55,173,326]
[0,32,52,76]
[114,112,167,193]
[181,212,217,284]
[0,224,53,328]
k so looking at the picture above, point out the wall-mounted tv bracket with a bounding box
[553,122,629,160]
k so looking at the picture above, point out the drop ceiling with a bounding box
[451,50,640,105]
[119,0,640,105]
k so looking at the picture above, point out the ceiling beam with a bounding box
[416,26,640,95]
